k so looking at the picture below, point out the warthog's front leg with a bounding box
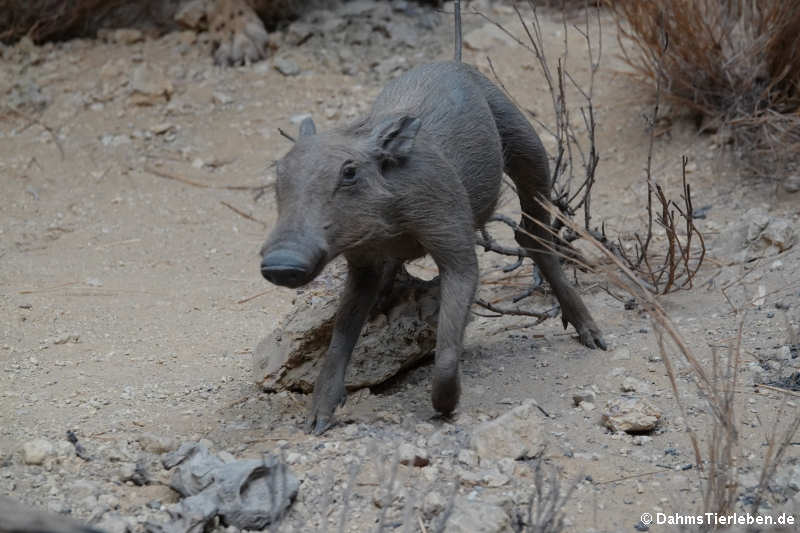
[305,260,391,435]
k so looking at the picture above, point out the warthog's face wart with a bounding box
[260,116,420,288]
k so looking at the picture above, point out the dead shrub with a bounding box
[609,0,800,176]
[475,0,708,323]
[540,0,601,10]
[0,0,173,43]
[616,155,706,295]
[0,0,317,43]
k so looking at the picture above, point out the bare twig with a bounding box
[474,298,559,321]
[220,200,267,227]
[4,106,65,159]
[702,315,743,518]
[755,384,800,398]
[19,282,79,294]
[526,458,581,533]
[595,468,670,485]
[278,128,296,143]
[337,460,361,533]
[375,449,401,533]
[750,404,800,513]
[143,164,270,191]
[316,472,334,533]
[433,482,459,533]
[236,290,271,305]
[95,238,142,250]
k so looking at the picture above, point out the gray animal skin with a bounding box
[260,1,605,435]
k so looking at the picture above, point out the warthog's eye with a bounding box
[339,161,358,186]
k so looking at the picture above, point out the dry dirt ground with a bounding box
[1,2,799,532]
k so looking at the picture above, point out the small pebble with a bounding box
[23,438,54,465]
[274,56,300,76]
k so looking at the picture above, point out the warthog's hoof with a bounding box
[305,376,346,435]
[431,365,460,414]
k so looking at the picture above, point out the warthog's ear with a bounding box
[298,116,317,137]
[371,115,421,161]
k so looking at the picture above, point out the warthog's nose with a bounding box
[261,249,313,288]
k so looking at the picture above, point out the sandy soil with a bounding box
[1,2,798,532]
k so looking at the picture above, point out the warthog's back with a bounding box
[370,61,505,226]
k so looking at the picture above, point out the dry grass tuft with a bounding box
[702,324,742,521]
[609,0,800,176]
[524,459,580,533]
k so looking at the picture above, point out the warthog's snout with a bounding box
[260,247,321,288]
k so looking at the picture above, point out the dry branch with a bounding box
[3,106,65,159]
[618,156,706,294]
[220,200,267,227]
[474,298,559,321]
[143,164,270,192]
[474,0,604,319]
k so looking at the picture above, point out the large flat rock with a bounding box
[254,271,439,392]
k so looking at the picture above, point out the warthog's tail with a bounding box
[454,0,462,62]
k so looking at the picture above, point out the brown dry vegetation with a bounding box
[609,0,800,177]
[0,0,179,42]
[540,0,602,10]
[0,0,312,43]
